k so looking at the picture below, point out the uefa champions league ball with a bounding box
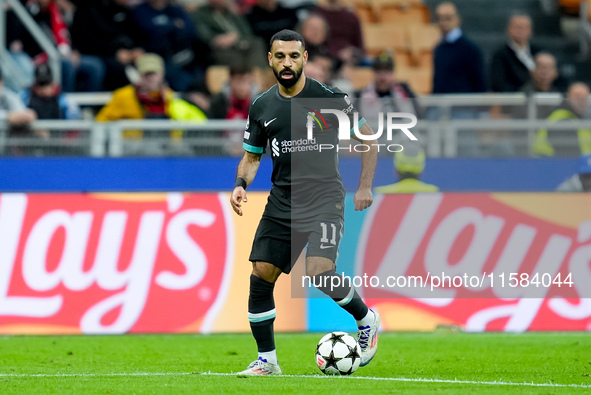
[315,331,361,375]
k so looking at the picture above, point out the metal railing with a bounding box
[0,0,61,84]
[2,94,589,158]
[1,118,589,158]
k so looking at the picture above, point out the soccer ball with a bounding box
[315,331,361,375]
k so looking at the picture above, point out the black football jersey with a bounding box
[243,77,366,220]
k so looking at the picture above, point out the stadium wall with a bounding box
[0,192,589,334]
[0,157,579,192]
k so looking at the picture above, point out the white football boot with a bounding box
[357,309,380,367]
[236,357,282,376]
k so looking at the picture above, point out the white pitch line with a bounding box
[0,372,193,378]
[0,371,589,389]
[203,373,591,388]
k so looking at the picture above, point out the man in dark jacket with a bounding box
[490,13,540,92]
[432,2,486,94]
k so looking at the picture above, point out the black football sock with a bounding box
[248,274,276,353]
[312,269,369,321]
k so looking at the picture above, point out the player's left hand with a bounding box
[354,188,373,211]
[230,187,247,216]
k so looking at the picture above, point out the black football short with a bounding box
[249,214,344,274]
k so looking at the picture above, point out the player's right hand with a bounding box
[230,187,248,216]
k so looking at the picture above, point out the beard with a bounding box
[273,66,303,88]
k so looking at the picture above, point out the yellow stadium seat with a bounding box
[350,67,375,90]
[395,66,432,94]
[407,24,440,66]
[362,23,408,57]
[559,0,581,14]
[379,5,429,24]
[393,51,413,68]
[370,0,424,8]
[355,5,375,23]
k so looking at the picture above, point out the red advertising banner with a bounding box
[0,193,234,334]
[358,193,591,332]
[2,192,589,334]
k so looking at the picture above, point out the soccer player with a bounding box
[230,29,380,376]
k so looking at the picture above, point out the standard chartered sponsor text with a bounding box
[281,138,319,153]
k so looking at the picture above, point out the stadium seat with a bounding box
[393,51,413,68]
[206,66,230,94]
[559,0,581,14]
[395,66,432,94]
[366,0,429,24]
[362,23,408,57]
[354,4,375,23]
[350,67,375,90]
[318,0,366,8]
[369,0,424,8]
[378,4,429,24]
[407,24,440,67]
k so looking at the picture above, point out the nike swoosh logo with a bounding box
[320,244,335,249]
[264,118,277,127]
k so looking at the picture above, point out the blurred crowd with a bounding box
[0,0,590,158]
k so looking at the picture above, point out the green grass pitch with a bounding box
[0,332,590,394]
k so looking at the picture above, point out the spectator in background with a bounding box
[298,13,329,60]
[305,58,330,84]
[534,82,591,157]
[556,154,591,192]
[432,2,485,94]
[21,63,80,120]
[2,35,35,92]
[491,13,540,93]
[71,0,145,91]
[355,52,422,135]
[132,0,208,92]
[96,53,174,129]
[508,53,562,121]
[56,0,75,24]
[209,66,256,119]
[520,52,562,94]
[96,53,206,142]
[209,66,257,154]
[0,69,37,130]
[0,69,38,155]
[309,48,334,74]
[191,0,266,68]
[304,49,355,95]
[247,0,299,46]
[7,0,106,92]
[314,0,364,66]
[374,144,439,193]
